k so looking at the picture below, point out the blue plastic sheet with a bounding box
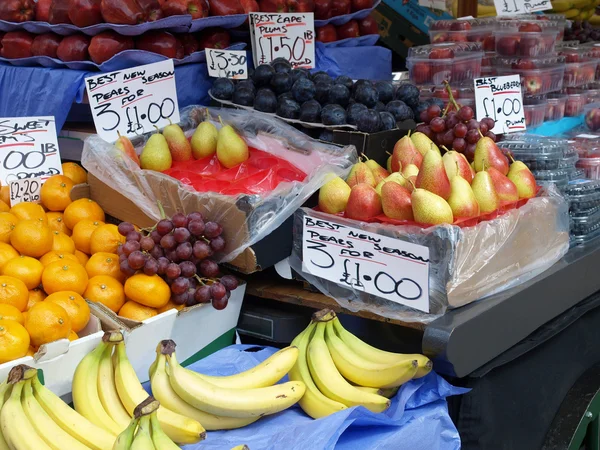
[315,43,391,80]
[322,34,379,48]
[149,345,468,450]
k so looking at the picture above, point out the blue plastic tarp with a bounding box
[147,344,467,450]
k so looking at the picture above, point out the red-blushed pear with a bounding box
[471,169,499,214]
[442,149,474,183]
[416,149,451,200]
[447,176,479,218]
[375,173,407,195]
[115,132,140,166]
[488,166,519,202]
[411,131,440,157]
[318,176,351,214]
[507,160,537,199]
[473,136,509,175]
[345,184,383,221]
[411,188,453,225]
[363,156,390,184]
[381,182,413,221]
[402,164,419,191]
[346,162,376,188]
[391,133,423,172]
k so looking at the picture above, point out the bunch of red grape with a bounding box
[117,212,239,311]
[415,104,498,162]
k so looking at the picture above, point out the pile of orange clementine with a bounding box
[0,163,173,366]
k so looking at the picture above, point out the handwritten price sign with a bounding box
[493,0,551,15]
[85,60,180,143]
[474,75,526,135]
[10,177,43,206]
[207,49,248,80]
[249,13,315,69]
[0,116,62,185]
[302,216,430,313]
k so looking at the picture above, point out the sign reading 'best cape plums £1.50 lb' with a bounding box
[474,75,526,135]
[302,216,430,313]
[0,116,62,186]
[85,60,180,143]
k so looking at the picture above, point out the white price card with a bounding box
[207,49,248,79]
[0,116,62,185]
[301,216,430,313]
[474,75,526,135]
[85,59,180,143]
[249,13,315,69]
[9,176,43,206]
[493,0,551,15]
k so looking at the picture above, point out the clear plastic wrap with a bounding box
[81,106,356,263]
[289,187,570,324]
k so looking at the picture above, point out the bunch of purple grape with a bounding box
[117,211,239,311]
[415,104,498,162]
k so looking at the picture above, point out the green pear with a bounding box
[364,158,390,184]
[346,162,376,188]
[381,182,413,221]
[191,121,218,159]
[448,176,480,218]
[375,172,407,195]
[411,188,453,225]
[216,121,249,169]
[140,133,172,171]
[471,170,499,214]
[163,122,192,162]
[318,176,352,214]
[416,149,451,200]
[411,132,440,157]
[507,161,537,199]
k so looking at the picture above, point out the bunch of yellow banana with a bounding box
[149,340,305,431]
[0,364,116,450]
[289,309,432,420]
[72,331,205,446]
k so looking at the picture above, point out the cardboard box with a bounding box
[381,0,452,34]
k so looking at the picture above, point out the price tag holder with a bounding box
[493,0,551,15]
[206,49,248,80]
[9,176,43,206]
[249,13,315,69]
[0,116,62,185]
[474,75,526,135]
[85,59,180,143]
[301,216,430,313]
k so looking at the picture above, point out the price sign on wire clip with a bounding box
[85,59,180,143]
[474,74,526,135]
[302,216,430,313]
[493,0,551,16]
[207,49,248,80]
[10,176,43,206]
[0,116,62,186]
[249,13,315,69]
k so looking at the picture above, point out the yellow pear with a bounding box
[191,121,218,159]
[216,120,249,168]
[318,177,351,214]
[140,132,172,171]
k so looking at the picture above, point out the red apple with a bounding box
[136,31,182,58]
[518,22,542,32]
[161,0,208,18]
[198,29,230,49]
[351,0,371,12]
[483,35,495,51]
[0,0,36,22]
[0,31,34,58]
[258,0,287,12]
[68,0,102,27]
[314,0,331,19]
[330,0,350,16]
[431,33,447,43]
[36,0,52,21]
[450,21,471,31]
[173,34,184,58]
[89,31,134,64]
[358,16,378,36]
[496,36,519,56]
[31,33,62,58]
[585,108,600,131]
[179,33,198,55]
[450,33,468,43]
[100,0,144,24]
[57,34,90,61]
[316,24,337,43]
[48,0,72,24]
[336,20,359,40]
[511,60,536,70]
[519,36,540,56]
[564,53,580,63]
[239,0,259,13]
[429,47,454,59]
[411,62,431,84]
[287,0,314,12]
[137,0,164,20]
[523,75,543,95]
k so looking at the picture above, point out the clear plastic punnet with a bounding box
[81,106,356,263]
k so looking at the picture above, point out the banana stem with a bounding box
[133,396,160,419]
[7,365,36,384]
[102,331,124,344]
[159,340,177,356]
[311,308,336,322]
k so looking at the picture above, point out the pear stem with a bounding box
[218,116,225,127]
[507,152,516,163]
[407,130,412,138]
[204,108,210,122]
[478,129,484,138]
[153,125,160,133]
[400,172,417,190]
[386,151,392,156]
[167,118,173,125]
[440,145,450,154]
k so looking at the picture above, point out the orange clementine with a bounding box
[63,198,105,230]
[118,301,157,322]
[0,275,28,312]
[0,212,19,244]
[42,261,88,295]
[68,330,79,341]
[74,250,89,266]
[10,202,47,224]
[0,320,30,363]
[10,220,53,258]
[25,302,71,348]
[40,175,74,212]
[2,256,43,290]
[85,252,123,281]
[89,224,125,255]
[0,304,24,324]
[0,186,9,206]
[71,220,104,254]
[39,251,79,267]
[0,242,19,271]
[83,275,125,313]
[51,231,76,254]
[124,274,169,308]
[46,291,90,333]
[157,300,184,314]
[27,288,46,310]
[46,212,71,236]
[0,200,9,213]
[62,163,87,185]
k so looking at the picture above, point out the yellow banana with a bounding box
[151,352,259,430]
[551,0,574,10]
[113,417,139,450]
[307,322,390,413]
[32,376,116,450]
[0,382,10,450]
[288,323,347,420]
[131,416,155,450]
[149,412,180,450]
[354,386,380,395]
[113,342,206,445]
[97,345,131,430]
[379,387,400,398]
[231,446,250,450]
[332,319,432,379]
[572,0,591,8]
[565,8,581,17]
[590,13,600,24]
[21,380,91,450]
[477,3,497,14]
